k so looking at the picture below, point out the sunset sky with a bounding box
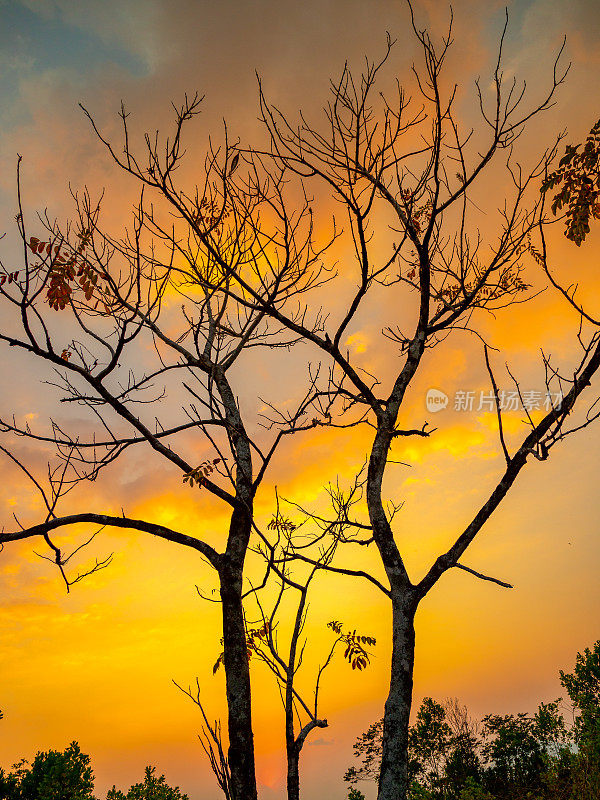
[1,1,599,798]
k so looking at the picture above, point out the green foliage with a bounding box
[105,790,126,800]
[344,641,600,800]
[541,118,600,246]
[347,789,366,800]
[0,768,19,800]
[107,766,189,800]
[560,641,600,800]
[479,707,564,799]
[409,697,454,789]
[0,749,187,800]
[0,742,95,800]
[457,777,495,800]
[344,719,384,784]
[560,641,600,726]
[345,698,481,797]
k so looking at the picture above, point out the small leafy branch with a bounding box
[182,458,222,489]
[190,197,231,232]
[267,514,297,535]
[432,269,530,314]
[399,188,433,238]
[213,622,271,675]
[28,229,111,310]
[328,620,376,671]
[542,118,600,246]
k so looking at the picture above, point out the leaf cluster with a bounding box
[182,458,222,489]
[542,119,600,246]
[327,620,376,671]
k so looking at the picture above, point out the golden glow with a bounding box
[1,3,599,799]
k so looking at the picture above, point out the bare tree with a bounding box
[110,8,600,800]
[240,506,377,800]
[3,5,598,799]
[174,679,232,800]
[0,119,329,800]
[240,11,600,799]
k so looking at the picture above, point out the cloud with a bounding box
[307,737,333,747]
[15,0,161,71]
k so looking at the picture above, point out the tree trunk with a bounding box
[286,742,300,800]
[220,565,258,800]
[377,590,417,800]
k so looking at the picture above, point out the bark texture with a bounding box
[286,743,301,800]
[220,558,257,800]
[377,593,417,800]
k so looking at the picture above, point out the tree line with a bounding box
[0,641,598,799]
[345,640,600,800]
[0,747,187,800]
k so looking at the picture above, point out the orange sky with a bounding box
[1,2,600,799]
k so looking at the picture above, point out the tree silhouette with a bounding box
[180,504,377,800]
[225,14,600,799]
[1,3,599,800]
[0,122,325,800]
[107,766,189,800]
[1,741,95,800]
[144,9,598,799]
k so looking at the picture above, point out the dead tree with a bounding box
[174,679,232,800]
[141,8,600,800]
[0,119,330,800]
[241,11,600,799]
[240,503,377,800]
